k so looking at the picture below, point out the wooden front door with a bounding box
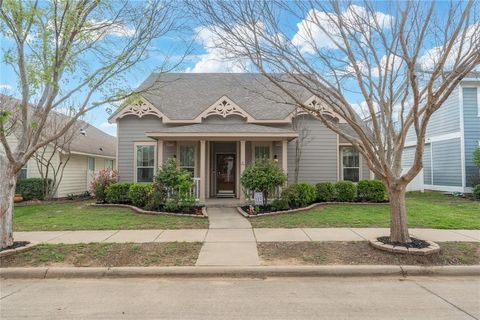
[216,153,235,197]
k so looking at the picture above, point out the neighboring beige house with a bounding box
[1,95,116,198]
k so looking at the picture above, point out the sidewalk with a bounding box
[14,227,479,244]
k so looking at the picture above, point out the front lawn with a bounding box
[0,242,202,267]
[14,201,208,231]
[258,242,480,266]
[251,192,480,229]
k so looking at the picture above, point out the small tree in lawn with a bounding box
[474,148,480,169]
[240,159,287,207]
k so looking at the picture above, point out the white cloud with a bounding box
[86,19,135,39]
[418,22,479,71]
[186,25,254,73]
[292,5,393,54]
[99,122,117,136]
[0,84,12,92]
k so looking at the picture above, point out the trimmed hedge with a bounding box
[357,180,386,202]
[128,183,153,208]
[282,182,317,208]
[106,182,133,204]
[15,178,51,200]
[473,184,480,200]
[334,181,357,202]
[315,182,335,202]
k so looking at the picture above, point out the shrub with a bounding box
[15,178,51,200]
[282,182,316,208]
[357,180,386,202]
[315,182,335,202]
[106,182,133,204]
[240,159,287,206]
[474,147,480,169]
[335,181,357,202]
[128,183,153,208]
[473,184,480,200]
[271,198,290,211]
[89,169,117,203]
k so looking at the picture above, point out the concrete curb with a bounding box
[1,265,479,279]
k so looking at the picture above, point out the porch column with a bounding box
[240,140,246,201]
[199,140,206,202]
[282,140,288,176]
[157,140,164,168]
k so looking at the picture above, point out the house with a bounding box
[109,73,371,202]
[402,74,480,193]
[1,95,116,198]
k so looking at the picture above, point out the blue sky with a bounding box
[0,1,475,137]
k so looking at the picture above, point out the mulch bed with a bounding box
[0,241,30,252]
[258,242,480,266]
[377,236,430,249]
[0,242,203,268]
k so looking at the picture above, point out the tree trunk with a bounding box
[388,185,411,243]
[0,165,16,249]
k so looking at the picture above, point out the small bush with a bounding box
[282,182,316,208]
[271,198,290,211]
[89,169,117,203]
[357,180,386,202]
[15,178,51,200]
[473,184,480,200]
[335,181,357,202]
[105,182,133,204]
[128,183,153,208]
[315,182,335,202]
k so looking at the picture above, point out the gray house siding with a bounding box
[117,115,163,182]
[287,115,338,184]
[463,87,480,187]
[402,144,432,185]
[432,138,463,187]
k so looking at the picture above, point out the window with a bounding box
[342,147,360,182]
[179,144,196,176]
[105,159,113,169]
[136,144,155,182]
[254,145,270,160]
[87,157,95,172]
[18,164,27,180]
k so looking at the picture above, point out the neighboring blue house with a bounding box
[403,74,480,193]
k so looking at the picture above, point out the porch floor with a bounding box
[202,198,247,208]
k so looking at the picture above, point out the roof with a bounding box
[125,73,311,121]
[0,94,116,158]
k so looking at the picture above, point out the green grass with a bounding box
[13,201,208,231]
[251,192,480,229]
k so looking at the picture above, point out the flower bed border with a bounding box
[0,242,38,258]
[91,203,208,218]
[369,237,441,255]
[237,201,390,218]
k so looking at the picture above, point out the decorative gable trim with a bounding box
[109,98,168,123]
[287,96,346,123]
[194,96,255,122]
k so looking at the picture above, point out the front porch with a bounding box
[146,129,297,203]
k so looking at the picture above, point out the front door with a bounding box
[216,154,235,197]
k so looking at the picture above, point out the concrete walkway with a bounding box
[195,207,260,266]
[14,227,479,244]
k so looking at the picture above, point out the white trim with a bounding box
[104,159,114,169]
[195,95,255,122]
[69,150,116,159]
[339,146,360,182]
[336,134,340,180]
[109,98,167,123]
[145,132,298,139]
[459,86,466,189]
[424,184,472,193]
[133,141,157,183]
[251,141,273,161]
[404,132,462,147]
[287,96,347,123]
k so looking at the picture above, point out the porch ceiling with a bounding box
[145,123,298,140]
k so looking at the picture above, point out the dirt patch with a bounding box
[258,242,480,266]
[0,242,202,267]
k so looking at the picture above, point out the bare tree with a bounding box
[0,0,187,249]
[190,0,480,243]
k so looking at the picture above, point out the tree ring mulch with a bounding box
[369,236,440,255]
[0,241,38,258]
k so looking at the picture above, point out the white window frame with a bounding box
[105,159,114,169]
[134,141,157,183]
[252,141,272,161]
[177,142,197,177]
[340,147,361,182]
[18,163,28,179]
[87,157,96,172]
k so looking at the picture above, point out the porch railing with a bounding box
[165,177,201,201]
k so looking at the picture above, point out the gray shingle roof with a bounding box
[135,73,311,120]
